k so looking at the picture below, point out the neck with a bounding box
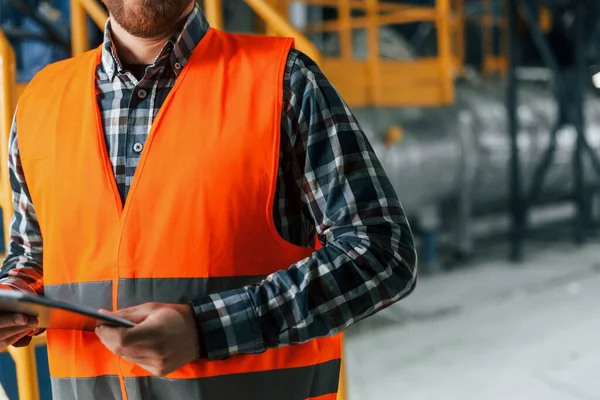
[109,4,194,65]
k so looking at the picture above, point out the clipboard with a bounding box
[0,290,136,331]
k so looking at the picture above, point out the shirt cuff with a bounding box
[190,288,265,360]
[0,278,35,293]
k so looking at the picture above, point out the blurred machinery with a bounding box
[1,1,600,400]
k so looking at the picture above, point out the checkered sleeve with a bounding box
[191,50,417,360]
[0,111,44,295]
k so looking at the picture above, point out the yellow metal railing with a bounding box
[272,0,456,106]
[0,32,15,244]
[449,0,465,74]
[479,0,507,76]
[0,30,46,400]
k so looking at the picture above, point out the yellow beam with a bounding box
[70,0,89,55]
[338,0,352,59]
[306,8,437,34]
[204,0,224,30]
[70,0,109,54]
[298,0,419,12]
[435,0,454,101]
[0,32,16,247]
[365,0,380,104]
[265,0,288,36]
[243,0,321,63]
[7,346,39,400]
[337,345,348,400]
[450,0,465,74]
[79,0,108,30]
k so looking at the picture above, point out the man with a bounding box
[0,1,417,399]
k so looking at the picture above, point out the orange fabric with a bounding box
[309,395,338,400]
[17,27,341,397]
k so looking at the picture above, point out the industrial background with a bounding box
[1,0,600,399]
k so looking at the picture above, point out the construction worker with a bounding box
[0,1,417,399]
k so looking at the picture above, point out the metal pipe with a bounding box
[520,0,562,91]
[527,118,560,206]
[507,0,523,261]
[572,1,588,244]
[455,110,477,256]
[436,202,578,245]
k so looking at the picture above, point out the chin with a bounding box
[109,0,190,38]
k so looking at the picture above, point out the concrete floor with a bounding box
[345,240,600,400]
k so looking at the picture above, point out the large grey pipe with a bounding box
[356,81,600,217]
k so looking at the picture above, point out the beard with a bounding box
[103,0,192,38]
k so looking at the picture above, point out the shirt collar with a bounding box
[101,6,210,81]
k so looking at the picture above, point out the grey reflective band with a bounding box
[44,276,265,310]
[116,276,264,308]
[52,375,122,400]
[44,281,113,310]
[51,360,340,400]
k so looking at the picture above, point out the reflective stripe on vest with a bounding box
[51,360,340,400]
[17,28,342,400]
[44,277,266,310]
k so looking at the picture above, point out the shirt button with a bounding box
[133,142,144,153]
[137,89,147,99]
[174,62,182,70]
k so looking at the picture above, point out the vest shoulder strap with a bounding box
[19,48,99,111]
[16,48,99,160]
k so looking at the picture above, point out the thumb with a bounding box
[104,303,155,324]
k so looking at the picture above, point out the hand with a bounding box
[0,313,38,351]
[95,302,201,376]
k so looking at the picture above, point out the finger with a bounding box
[0,329,33,351]
[119,320,161,346]
[96,322,158,352]
[101,304,154,324]
[96,324,157,354]
[0,325,35,341]
[1,330,32,348]
[122,351,161,365]
[0,313,29,328]
[126,360,162,377]
[95,325,126,352]
[96,328,161,362]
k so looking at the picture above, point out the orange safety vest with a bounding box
[16,29,342,400]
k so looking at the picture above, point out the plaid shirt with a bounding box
[1,7,417,360]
